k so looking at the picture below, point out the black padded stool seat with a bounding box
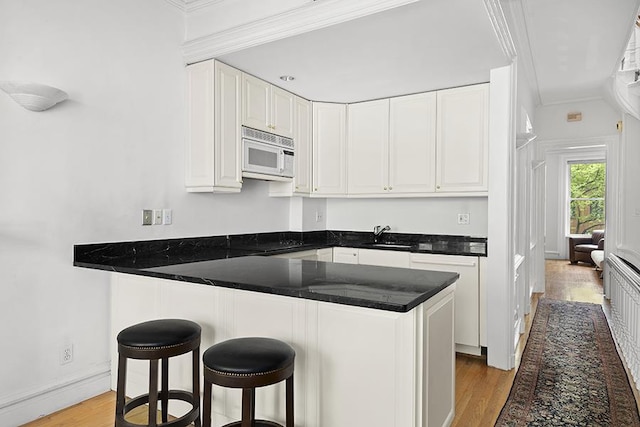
[202,337,295,427]
[115,319,201,427]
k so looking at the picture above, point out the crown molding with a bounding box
[499,0,542,106]
[483,0,516,62]
[182,0,420,64]
[164,0,225,12]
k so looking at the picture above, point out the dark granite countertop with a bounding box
[137,256,458,312]
[74,230,481,312]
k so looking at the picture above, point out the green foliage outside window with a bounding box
[569,162,605,234]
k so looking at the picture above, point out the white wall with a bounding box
[536,99,620,140]
[0,1,291,424]
[326,197,488,236]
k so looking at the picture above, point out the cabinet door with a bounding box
[293,96,312,194]
[316,248,333,262]
[436,84,489,192]
[358,249,410,268]
[410,253,480,348]
[242,73,270,132]
[347,99,389,195]
[185,60,216,191]
[185,60,241,192]
[332,247,359,264]
[271,86,295,138]
[389,92,436,193]
[214,62,243,189]
[313,102,347,195]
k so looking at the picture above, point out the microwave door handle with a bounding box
[279,150,285,173]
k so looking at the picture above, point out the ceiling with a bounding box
[219,0,508,103]
[217,0,639,106]
[509,0,640,105]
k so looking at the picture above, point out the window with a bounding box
[569,162,605,234]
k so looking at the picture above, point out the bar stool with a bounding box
[115,319,201,427]
[202,337,295,427]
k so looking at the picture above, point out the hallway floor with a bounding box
[451,258,607,426]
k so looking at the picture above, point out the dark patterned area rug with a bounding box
[495,299,640,426]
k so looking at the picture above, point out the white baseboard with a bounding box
[0,366,111,426]
[545,251,561,259]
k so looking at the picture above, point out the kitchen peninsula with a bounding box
[74,231,477,427]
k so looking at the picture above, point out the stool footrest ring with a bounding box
[222,421,283,427]
[116,390,199,427]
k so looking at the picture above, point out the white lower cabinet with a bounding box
[410,253,481,355]
[111,273,455,427]
[332,247,359,264]
[358,248,410,268]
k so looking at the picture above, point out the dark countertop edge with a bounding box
[77,261,457,313]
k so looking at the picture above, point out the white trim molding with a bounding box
[0,364,110,426]
[182,0,420,64]
[164,0,225,13]
[483,0,517,62]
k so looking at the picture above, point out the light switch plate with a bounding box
[153,209,163,225]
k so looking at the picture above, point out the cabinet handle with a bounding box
[383,187,387,190]
[314,188,318,191]
[436,185,441,189]
[389,187,392,190]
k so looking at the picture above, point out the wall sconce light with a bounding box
[0,81,68,111]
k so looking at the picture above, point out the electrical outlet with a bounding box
[142,210,153,226]
[60,343,73,365]
[153,209,163,225]
[457,213,470,225]
[163,209,172,225]
[315,211,323,222]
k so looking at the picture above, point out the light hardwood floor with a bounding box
[22,260,622,427]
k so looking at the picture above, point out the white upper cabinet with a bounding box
[293,96,312,194]
[185,60,242,193]
[347,99,390,194]
[313,102,347,195]
[347,93,437,196]
[242,73,294,138]
[436,84,489,193]
[389,92,437,193]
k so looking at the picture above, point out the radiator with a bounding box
[607,254,640,391]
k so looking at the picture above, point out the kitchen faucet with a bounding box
[373,225,391,242]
